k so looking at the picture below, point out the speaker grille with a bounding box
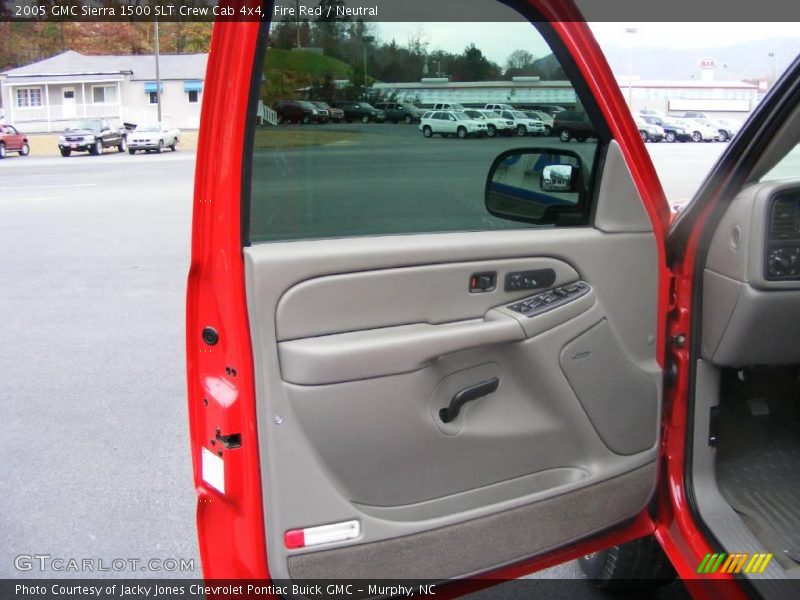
[560,320,658,456]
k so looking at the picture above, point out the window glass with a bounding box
[761,144,800,182]
[188,90,199,103]
[248,5,601,243]
[148,92,158,105]
[16,88,42,107]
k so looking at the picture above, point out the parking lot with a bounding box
[0,126,723,593]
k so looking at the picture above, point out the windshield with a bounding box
[359,103,375,109]
[511,111,529,119]
[452,112,471,121]
[67,119,102,131]
[761,144,800,182]
[136,124,160,132]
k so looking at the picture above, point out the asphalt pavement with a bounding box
[0,125,721,595]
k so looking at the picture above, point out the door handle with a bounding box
[439,377,500,423]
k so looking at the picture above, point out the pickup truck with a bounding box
[58,119,127,157]
[0,124,30,158]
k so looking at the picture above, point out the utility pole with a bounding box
[362,35,375,100]
[295,0,301,48]
[154,18,162,123]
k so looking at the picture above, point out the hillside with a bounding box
[262,49,352,101]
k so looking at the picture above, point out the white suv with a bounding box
[432,102,466,111]
[464,109,516,137]
[499,110,547,136]
[484,103,515,112]
[419,110,488,138]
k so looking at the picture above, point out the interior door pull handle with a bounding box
[439,377,500,423]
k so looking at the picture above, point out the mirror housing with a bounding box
[485,148,586,226]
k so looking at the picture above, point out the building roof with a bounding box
[1,50,207,81]
[373,77,758,91]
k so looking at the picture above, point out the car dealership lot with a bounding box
[0,128,719,591]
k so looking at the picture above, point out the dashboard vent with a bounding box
[769,195,800,241]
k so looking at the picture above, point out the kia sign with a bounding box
[699,57,717,70]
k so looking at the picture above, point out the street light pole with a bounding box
[769,52,777,85]
[625,26,637,110]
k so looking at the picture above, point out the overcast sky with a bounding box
[375,22,800,67]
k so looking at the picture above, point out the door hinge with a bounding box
[664,359,679,389]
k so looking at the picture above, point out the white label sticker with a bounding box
[201,447,225,494]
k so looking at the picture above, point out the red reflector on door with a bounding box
[284,520,360,549]
[284,529,305,549]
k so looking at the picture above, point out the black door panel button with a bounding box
[504,268,556,292]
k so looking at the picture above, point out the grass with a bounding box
[253,127,360,149]
[264,48,351,79]
[261,49,352,102]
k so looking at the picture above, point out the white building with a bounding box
[371,77,760,119]
[0,50,208,132]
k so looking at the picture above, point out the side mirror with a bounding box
[485,149,585,225]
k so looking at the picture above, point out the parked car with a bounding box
[330,101,386,123]
[680,111,710,119]
[553,110,596,141]
[432,102,466,111]
[643,115,691,143]
[633,115,665,142]
[498,109,546,136]
[638,108,667,119]
[524,110,554,135]
[678,117,719,142]
[373,102,424,123]
[57,118,127,157]
[463,109,516,137]
[0,123,30,158]
[311,101,344,123]
[272,100,329,124]
[127,122,180,154]
[716,118,743,139]
[483,103,515,112]
[695,117,737,142]
[529,104,566,116]
[419,110,488,138]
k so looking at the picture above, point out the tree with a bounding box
[506,49,535,71]
[448,44,500,82]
